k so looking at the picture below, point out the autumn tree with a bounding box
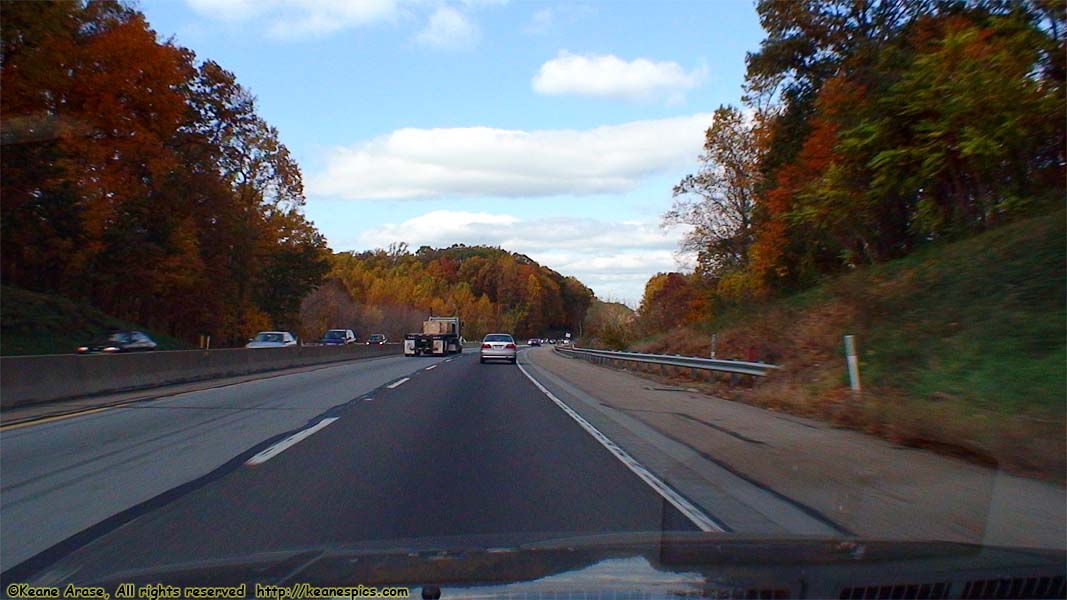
[637,273,702,334]
[583,299,637,350]
[1,1,328,345]
[666,105,764,281]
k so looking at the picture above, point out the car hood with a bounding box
[19,532,1066,597]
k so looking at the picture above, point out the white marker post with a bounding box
[844,335,861,395]
[710,334,717,359]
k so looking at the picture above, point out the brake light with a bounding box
[482,343,491,349]
[505,343,516,349]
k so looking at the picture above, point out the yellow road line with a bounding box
[0,404,123,431]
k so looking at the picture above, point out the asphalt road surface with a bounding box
[1,350,697,582]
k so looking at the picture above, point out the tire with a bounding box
[510,357,517,364]
[480,358,486,364]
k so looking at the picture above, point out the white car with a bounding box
[480,333,517,364]
[245,331,297,348]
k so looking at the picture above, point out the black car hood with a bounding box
[21,532,1066,598]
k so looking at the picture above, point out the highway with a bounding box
[1,349,699,582]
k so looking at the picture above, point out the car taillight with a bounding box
[505,343,516,349]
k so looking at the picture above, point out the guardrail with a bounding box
[553,346,781,377]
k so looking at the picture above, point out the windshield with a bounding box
[2,0,1063,593]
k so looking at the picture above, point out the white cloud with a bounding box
[347,210,692,302]
[185,0,402,38]
[308,113,712,200]
[524,8,553,34]
[532,51,706,103]
[414,6,479,49]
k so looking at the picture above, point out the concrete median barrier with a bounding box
[0,344,401,409]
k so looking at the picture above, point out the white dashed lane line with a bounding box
[246,418,339,466]
[425,365,437,371]
[386,377,410,389]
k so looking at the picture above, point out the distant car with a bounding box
[481,333,517,364]
[366,333,387,345]
[528,338,541,346]
[321,329,356,345]
[77,331,157,354]
[245,331,297,348]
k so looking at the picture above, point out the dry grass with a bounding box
[628,212,1067,483]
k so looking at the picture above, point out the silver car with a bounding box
[480,333,517,364]
[245,331,297,348]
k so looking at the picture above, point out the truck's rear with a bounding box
[404,316,462,356]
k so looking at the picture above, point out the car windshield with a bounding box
[3,0,1064,593]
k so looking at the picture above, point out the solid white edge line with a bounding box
[386,377,410,389]
[246,417,339,466]
[516,362,725,533]
[425,365,438,370]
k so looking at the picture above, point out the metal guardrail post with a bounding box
[844,334,861,395]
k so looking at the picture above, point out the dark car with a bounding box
[320,329,356,345]
[77,331,158,354]
[366,333,387,345]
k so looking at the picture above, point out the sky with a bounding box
[137,0,766,305]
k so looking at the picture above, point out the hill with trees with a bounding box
[300,244,594,342]
[652,0,1062,321]
[617,0,1065,479]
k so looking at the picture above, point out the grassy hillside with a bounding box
[1,286,192,356]
[633,210,1066,480]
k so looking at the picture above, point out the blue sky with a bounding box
[138,0,765,304]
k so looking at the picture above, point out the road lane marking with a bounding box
[386,377,410,389]
[425,365,438,371]
[516,363,725,533]
[247,418,339,465]
[0,406,116,431]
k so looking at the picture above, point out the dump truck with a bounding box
[404,316,462,356]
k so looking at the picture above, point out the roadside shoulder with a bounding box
[524,347,1066,549]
